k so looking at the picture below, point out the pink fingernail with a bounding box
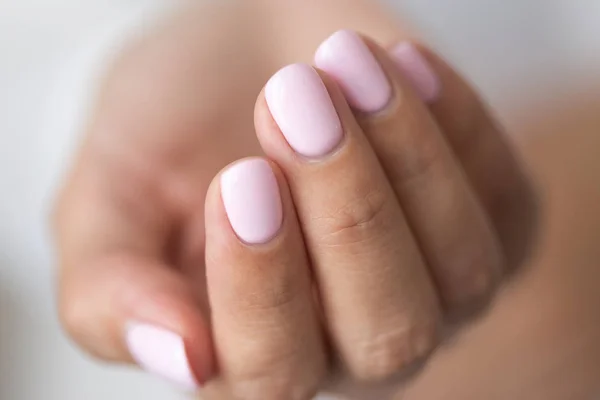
[265,63,343,158]
[126,323,200,391]
[221,158,283,244]
[315,29,392,113]
[390,42,441,103]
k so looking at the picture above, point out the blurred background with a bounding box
[0,1,599,399]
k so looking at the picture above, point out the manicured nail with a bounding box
[126,323,200,391]
[265,63,343,158]
[315,29,392,113]
[221,158,283,244]
[390,42,440,103]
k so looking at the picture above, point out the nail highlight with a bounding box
[390,42,440,103]
[221,158,283,244]
[315,29,392,113]
[126,323,199,391]
[265,63,343,158]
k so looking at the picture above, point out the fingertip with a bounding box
[220,158,283,245]
[121,276,216,390]
[389,42,441,104]
[125,321,203,391]
[315,30,392,113]
[206,157,288,249]
[59,256,216,391]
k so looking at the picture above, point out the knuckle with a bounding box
[464,261,497,300]
[230,376,319,400]
[232,283,300,320]
[444,237,503,311]
[224,322,326,400]
[350,321,439,382]
[446,264,497,315]
[391,144,444,190]
[229,353,323,400]
[59,291,93,346]
[58,277,117,360]
[388,117,447,190]
[318,188,389,243]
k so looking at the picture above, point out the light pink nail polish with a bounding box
[315,29,392,113]
[126,323,199,391]
[265,63,343,158]
[221,158,282,244]
[390,42,441,103]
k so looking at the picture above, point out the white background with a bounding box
[1,1,599,399]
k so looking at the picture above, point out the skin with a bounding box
[403,93,600,400]
[52,1,600,399]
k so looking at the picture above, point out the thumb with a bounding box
[53,163,215,391]
[59,253,214,391]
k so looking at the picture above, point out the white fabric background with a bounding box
[0,1,599,399]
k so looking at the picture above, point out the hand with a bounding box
[199,31,536,399]
[53,17,536,400]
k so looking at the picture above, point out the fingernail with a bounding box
[265,63,343,158]
[390,42,440,103]
[221,158,283,244]
[315,29,392,113]
[126,323,200,391]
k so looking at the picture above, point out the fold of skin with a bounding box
[89,1,600,398]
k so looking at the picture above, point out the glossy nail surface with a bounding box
[265,63,343,158]
[390,42,441,103]
[221,158,283,244]
[126,323,199,391]
[315,29,392,113]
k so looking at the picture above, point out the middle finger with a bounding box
[255,63,441,382]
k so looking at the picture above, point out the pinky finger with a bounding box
[390,42,538,271]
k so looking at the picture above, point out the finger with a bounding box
[389,41,538,271]
[314,30,504,315]
[53,163,213,391]
[204,158,326,400]
[255,63,441,382]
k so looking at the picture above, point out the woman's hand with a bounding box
[52,5,536,399]
[199,32,536,399]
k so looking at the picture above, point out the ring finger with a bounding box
[314,31,504,316]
